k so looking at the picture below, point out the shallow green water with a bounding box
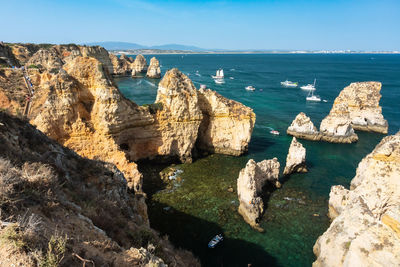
[116,54,400,266]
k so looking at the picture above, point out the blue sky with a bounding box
[1,0,399,50]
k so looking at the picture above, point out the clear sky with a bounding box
[1,0,399,50]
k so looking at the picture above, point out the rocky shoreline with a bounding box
[287,82,388,143]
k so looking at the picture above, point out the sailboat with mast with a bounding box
[212,69,224,79]
[306,88,321,102]
[301,78,317,90]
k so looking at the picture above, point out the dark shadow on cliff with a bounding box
[147,200,278,267]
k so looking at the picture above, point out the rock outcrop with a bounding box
[146,57,161,78]
[109,53,133,75]
[287,112,320,141]
[283,137,307,175]
[237,158,280,231]
[197,87,256,155]
[132,54,147,74]
[0,111,199,267]
[288,82,387,143]
[0,43,255,191]
[319,102,358,143]
[313,131,400,266]
[0,43,19,67]
[332,82,388,134]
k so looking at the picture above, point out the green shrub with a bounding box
[142,102,163,114]
[28,64,39,69]
[39,234,67,267]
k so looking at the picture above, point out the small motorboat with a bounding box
[323,99,328,102]
[270,130,280,135]
[208,234,223,248]
[300,79,316,91]
[281,80,298,87]
[245,85,256,91]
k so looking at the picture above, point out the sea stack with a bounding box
[197,87,256,155]
[319,102,358,143]
[146,57,161,78]
[287,112,320,141]
[237,158,280,232]
[332,81,388,134]
[283,137,307,175]
[133,54,147,74]
[287,82,387,143]
[313,131,400,266]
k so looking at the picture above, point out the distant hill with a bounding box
[84,41,205,51]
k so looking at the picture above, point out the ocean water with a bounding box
[115,54,400,267]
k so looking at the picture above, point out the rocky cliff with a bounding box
[332,82,388,134]
[0,43,255,191]
[0,43,19,67]
[0,111,199,266]
[133,54,147,73]
[283,137,307,175]
[237,158,280,232]
[313,132,400,266]
[197,87,256,155]
[287,82,387,143]
[146,57,161,78]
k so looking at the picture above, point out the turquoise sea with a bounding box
[115,54,400,267]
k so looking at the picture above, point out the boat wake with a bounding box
[144,80,157,87]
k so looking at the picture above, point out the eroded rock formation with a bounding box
[0,111,199,266]
[333,82,388,134]
[146,57,161,78]
[197,87,256,155]
[313,131,400,266]
[287,112,320,141]
[283,137,307,175]
[287,82,387,143]
[237,158,280,231]
[133,54,147,74]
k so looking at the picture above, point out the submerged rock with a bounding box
[146,57,161,78]
[313,131,400,266]
[283,137,307,175]
[237,158,280,232]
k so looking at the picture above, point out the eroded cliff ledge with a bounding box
[0,43,255,193]
[313,131,400,266]
[287,82,388,143]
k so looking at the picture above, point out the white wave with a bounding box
[144,80,157,87]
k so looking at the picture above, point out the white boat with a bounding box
[212,69,224,79]
[208,234,223,248]
[281,80,298,87]
[245,85,255,91]
[306,89,321,102]
[270,130,280,135]
[300,79,316,90]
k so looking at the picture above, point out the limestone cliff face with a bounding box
[332,82,388,134]
[109,54,133,75]
[0,43,19,67]
[288,82,387,143]
[133,54,147,73]
[27,48,64,71]
[146,57,161,78]
[313,132,400,266]
[30,56,151,191]
[0,111,200,267]
[10,44,39,65]
[283,137,307,175]
[237,158,280,232]
[197,87,255,155]
[154,68,203,162]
